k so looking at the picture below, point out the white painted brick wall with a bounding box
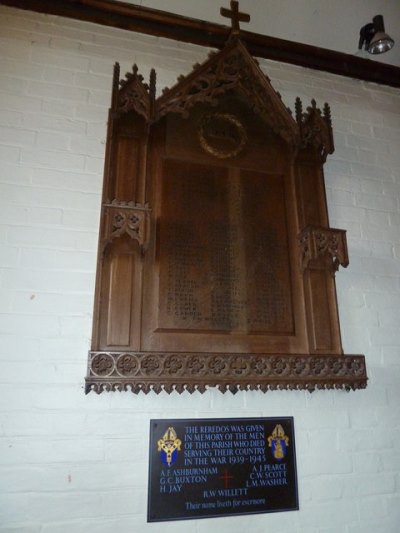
[0,5,399,533]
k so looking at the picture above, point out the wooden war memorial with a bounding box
[85,1,367,394]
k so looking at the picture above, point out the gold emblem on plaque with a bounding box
[157,426,182,467]
[268,424,289,460]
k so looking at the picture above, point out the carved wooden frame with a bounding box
[85,21,367,395]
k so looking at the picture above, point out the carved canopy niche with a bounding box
[85,2,367,394]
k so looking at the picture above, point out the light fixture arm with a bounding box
[358,22,374,50]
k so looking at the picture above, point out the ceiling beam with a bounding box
[1,0,399,88]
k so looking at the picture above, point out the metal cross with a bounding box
[220,1,250,34]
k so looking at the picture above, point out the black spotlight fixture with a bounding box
[359,14,394,54]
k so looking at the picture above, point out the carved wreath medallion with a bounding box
[198,113,247,159]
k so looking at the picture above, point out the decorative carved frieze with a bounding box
[156,53,238,121]
[86,351,367,394]
[299,225,349,273]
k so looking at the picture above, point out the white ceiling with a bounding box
[131,0,400,67]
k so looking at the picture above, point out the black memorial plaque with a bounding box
[148,417,298,522]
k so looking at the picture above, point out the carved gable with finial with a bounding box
[86,1,367,395]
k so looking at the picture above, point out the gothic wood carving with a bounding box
[299,226,349,274]
[86,2,367,394]
[102,202,151,254]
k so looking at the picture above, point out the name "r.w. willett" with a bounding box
[203,488,248,498]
